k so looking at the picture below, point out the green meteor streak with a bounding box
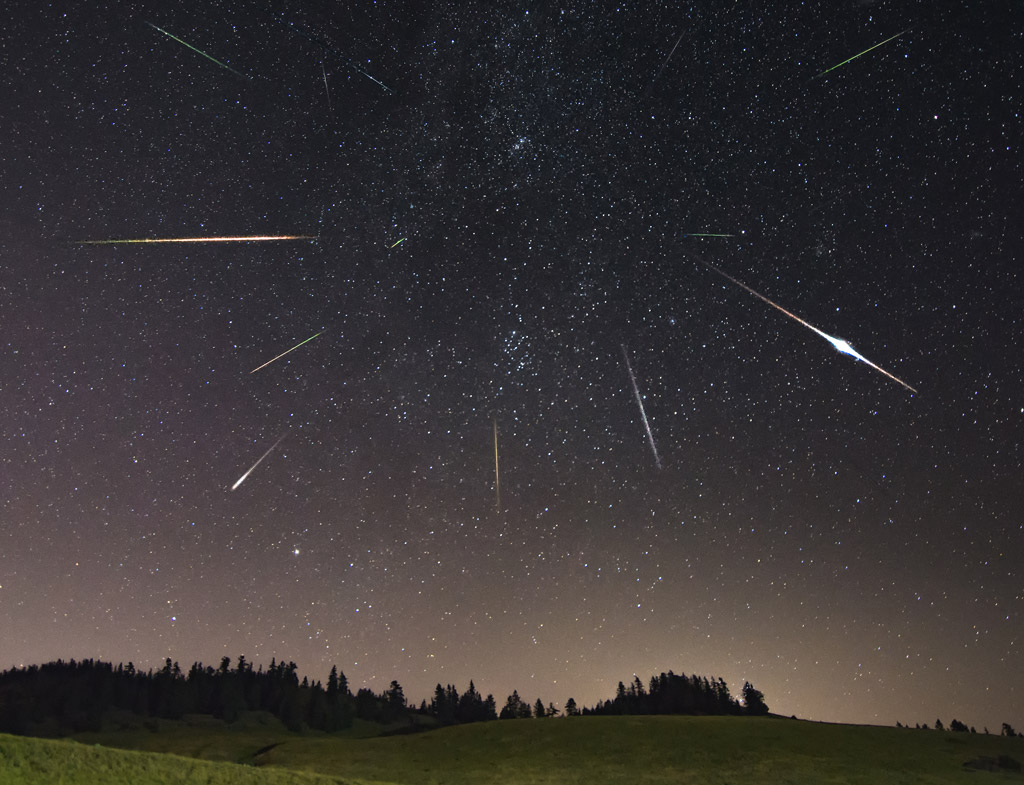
[816,29,909,78]
[389,237,407,248]
[147,22,250,79]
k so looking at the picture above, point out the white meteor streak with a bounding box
[621,344,662,469]
[698,260,917,393]
[250,331,322,374]
[650,31,684,87]
[231,434,286,490]
[493,418,501,511]
[321,61,331,110]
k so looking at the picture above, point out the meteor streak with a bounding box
[77,235,316,245]
[231,434,286,490]
[621,344,662,470]
[146,22,250,79]
[684,233,736,238]
[321,61,332,109]
[816,30,908,78]
[389,237,406,248]
[493,418,501,511]
[650,31,684,88]
[698,260,917,393]
[276,17,392,92]
[249,331,323,374]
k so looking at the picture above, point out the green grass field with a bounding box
[3,715,1022,784]
[0,732,351,785]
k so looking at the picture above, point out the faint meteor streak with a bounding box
[146,22,251,79]
[276,17,392,92]
[650,31,684,88]
[321,61,332,109]
[231,434,286,490]
[77,235,316,245]
[493,418,501,511]
[684,233,736,238]
[250,331,323,374]
[621,344,662,470]
[697,260,917,393]
[390,237,407,248]
[815,30,909,78]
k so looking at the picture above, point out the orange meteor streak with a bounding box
[77,235,316,244]
[699,260,917,394]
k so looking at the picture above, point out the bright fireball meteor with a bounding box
[698,260,917,394]
[77,235,316,244]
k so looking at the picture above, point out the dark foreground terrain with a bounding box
[2,713,1022,784]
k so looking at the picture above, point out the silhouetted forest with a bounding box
[0,657,369,735]
[579,672,768,717]
[0,657,769,737]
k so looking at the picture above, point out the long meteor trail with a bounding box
[621,344,662,469]
[816,30,908,78]
[493,418,501,512]
[698,260,917,393]
[250,331,323,374]
[231,434,286,490]
[77,235,316,245]
[146,22,251,79]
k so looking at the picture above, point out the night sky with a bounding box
[3,0,1022,731]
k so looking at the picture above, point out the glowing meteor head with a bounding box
[830,337,855,355]
[826,336,868,364]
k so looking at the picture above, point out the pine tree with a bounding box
[741,682,769,715]
[483,694,498,721]
[385,680,406,720]
[500,690,522,719]
[432,683,454,724]
[564,697,579,716]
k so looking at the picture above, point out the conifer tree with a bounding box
[500,690,522,719]
[741,682,769,715]
[483,694,497,720]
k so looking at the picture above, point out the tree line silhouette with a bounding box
[0,657,367,735]
[897,719,1019,737]
[0,657,769,737]
[580,672,768,717]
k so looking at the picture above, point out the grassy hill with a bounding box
[256,715,1024,785]
[3,714,1022,784]
[0,731,350,785]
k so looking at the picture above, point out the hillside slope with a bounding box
[0,732,352,785]
[7,715,1023,784]
[257,715,1023,785]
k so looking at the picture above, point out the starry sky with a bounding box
[2,0,1022,731]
